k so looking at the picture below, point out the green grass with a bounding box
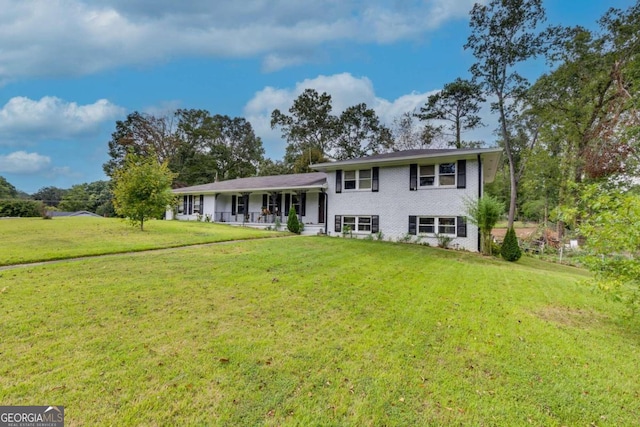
[1,234,638,426]
[0,217,286,266]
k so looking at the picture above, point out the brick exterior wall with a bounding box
[326,160,482,251]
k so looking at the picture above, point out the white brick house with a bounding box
[168,148,501,251]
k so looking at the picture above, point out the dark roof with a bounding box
[311,147,503,170]
[173,172,328,194]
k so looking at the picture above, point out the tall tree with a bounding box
[0,176,18,199]
[112,152,176,231]
[31,186,67,207]
[391,112,431,150]
[271,89,340,166]
[59,184,90,212]
[465,0,554,228]
[415,78,485,148]
[104,112,179,178]
[335,103,394,160]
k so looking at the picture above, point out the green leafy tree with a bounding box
[112,152,176,230]
[104,112,179,178]
[578,184,640,315]
[465,0,556,228]
[501,227,522,262]
[335,103,394,160]
[0,176,19,199]
[415,78,485,148]
[257,158,292,176]
[59,184,90,212]
[465,196,504,255]
[286,205,302,234]
[31,186,67,207]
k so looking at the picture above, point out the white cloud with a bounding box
[244,72,438,158]
[0,151,51,174]
[0,0,478,81]
[0,96,125,142]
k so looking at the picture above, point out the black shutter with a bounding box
[457,216,467,237]
[372,167,379,192]
[276,194,282,215]
[300,192,306,216]
[457,160,466,189]
[183,195,187,214]
[262,194,268,208]
[284,193,291,215]
[408,215,417,235]
[336,169,342,193]
[372,215,379,233]
[188,195,193,215]
[335,215,342,233]
[200,195,204,213]
[409,164,417,191]
[231,195,237,215]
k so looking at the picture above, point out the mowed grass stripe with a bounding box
[1,237,638,425]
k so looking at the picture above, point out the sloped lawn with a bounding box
[1,237,638,425]
[0,217,285,266]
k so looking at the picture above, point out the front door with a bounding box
[318,192,326,224]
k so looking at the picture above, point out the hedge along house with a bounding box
[168,148,502,250]
[167,172,329,235]
[310,147,502,251]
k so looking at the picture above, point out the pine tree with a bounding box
[287,206,302,234]
[501,226,522,262]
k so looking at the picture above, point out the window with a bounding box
[343,216,372,233]
[344,169,371,190]
[438,217,456,234]
[418,163,456,187]
[193,196,201,214]
[418,217,435,233]
[417,217,456,235]
[419,165,435,186]
[236,195,245,214]
[439,163,456,186]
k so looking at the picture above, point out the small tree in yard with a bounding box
[112,152,176,231]
[287,206,302,234]
[501,227,522,262]
[465,196,504,255]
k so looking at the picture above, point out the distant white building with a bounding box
[168,148,502,252]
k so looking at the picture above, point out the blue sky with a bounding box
[0,0,635,194]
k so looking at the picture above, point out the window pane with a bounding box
[438,217,456,234]
[359,179,371,189]
[359,169,371,178]
[344,171,356,179]
[439,163,455,174]
[344,181,357,190]
[418,217,435,233]
[358,217,371,231]
[420,165,435,175]
[420,177,435,186]
[343,216,356,226]
[439,175,455,186]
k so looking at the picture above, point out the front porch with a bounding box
[215,211,326,235]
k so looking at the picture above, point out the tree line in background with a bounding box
[1,0,637,230]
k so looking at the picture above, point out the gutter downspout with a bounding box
[323,189,328,235]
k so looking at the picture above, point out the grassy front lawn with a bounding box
[0,217,285,266]
[1,237,638,425]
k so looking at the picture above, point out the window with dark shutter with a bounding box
[231,195,237,215]
[410,164,417,191]
[334,215,342,233]
[457,216,467,237]
[372,215,379,233]
[457,160,466,189]
[284,194,291,215]
[262,194,268,208]
[300,192,306,216]
[372,167,379,192]
[408,215,417,235]
[183,195,187,214]
[336,170,342,193]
